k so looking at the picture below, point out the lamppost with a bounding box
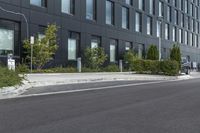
[157,16,163,61]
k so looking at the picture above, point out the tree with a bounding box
[170,44,181,70]
[146,45,159,60]
[23,24,58,70]
[84,47,107,70]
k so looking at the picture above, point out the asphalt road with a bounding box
[0,79,200,133]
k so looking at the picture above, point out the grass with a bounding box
[0,67,23,88]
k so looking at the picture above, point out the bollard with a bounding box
[119,60,123,72]
[77,57,82,73]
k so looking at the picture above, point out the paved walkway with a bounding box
[25,72,186,87]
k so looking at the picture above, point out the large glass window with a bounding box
[135,12,142,32]
[138,0,145,10]
[0,28,14,55]
[110,39,117,62]
[125,41,132,51]
[91,36,101,48]
[126,0,132,5]
[147,16,152,35]
[68,39,76,60]
[122,7,129,29]
[86,0,96,20]
[106,0,114,25]
[165,24,169,40]
[149,0,155,15]
[167,6,171,22]
[157,20,162,37]
[159,1,164,17]
[30,0,47,7]
[61,0,75,15]
[68,32,80,60]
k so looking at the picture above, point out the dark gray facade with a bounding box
[0,0,200,66]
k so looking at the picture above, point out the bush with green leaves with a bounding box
[160,60,179,76]
[146,45,159,60]
[23,24,59,70]
[0,67,22,88]
[124,50,138,70]
[170,44,181,70]
[132,60,179,76]
[32,66,77,73]
[103,64,120,72]
[16,64,29,73]
[84,47,107,70]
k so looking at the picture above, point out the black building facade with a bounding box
[0,0,200,66]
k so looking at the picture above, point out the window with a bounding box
[125,41,132,51]
[68,32,80,60]
[61,0,75,15]
[122,7,129,29]
[30,0,47,7]
[172,27,177,42]
[185,31,188,45]
[190,33,193,46]
[86,0,96,20]
[135,12,142,32]
[110,39,117,62]
[126,0,132,5]
[174,10,178,25]
[138,0,145,11]
[180,13,184,27]
[91,36,101,48]
[167,6,171,22]
[0,28,14,55]
[149,0,155,15]
[179,29,183,43]
[159,1,164,17]
[147,16,152,35]
[106,0,114,25]
[185,0,188,13]
[157,20,162,37]
[165,24,169,40]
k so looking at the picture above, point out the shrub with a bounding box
[124,50,138,70]
[160,60,179,76]
[16,64,29,73]
[132,60,144,73]
[170,44,181,70]
[82,67,100,72]
[84,47,107,70]
[32,66,77,73]
[0,67,22,88]
[103,64,120,72]
[144,60,160,74]
[146,45,159,60]
[132,60,179,76]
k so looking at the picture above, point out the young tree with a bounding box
[23,24,58,70]
[146,45,159,60]
[84,47,107,70]
[170,44,181,69]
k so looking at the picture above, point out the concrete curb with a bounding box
[0,73,192,99]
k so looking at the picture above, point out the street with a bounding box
[0,78,200,133]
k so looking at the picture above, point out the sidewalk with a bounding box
[0,72,193,99]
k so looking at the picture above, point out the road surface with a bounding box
[0,79,200,133]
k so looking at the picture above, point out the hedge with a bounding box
[132,60,179,76]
